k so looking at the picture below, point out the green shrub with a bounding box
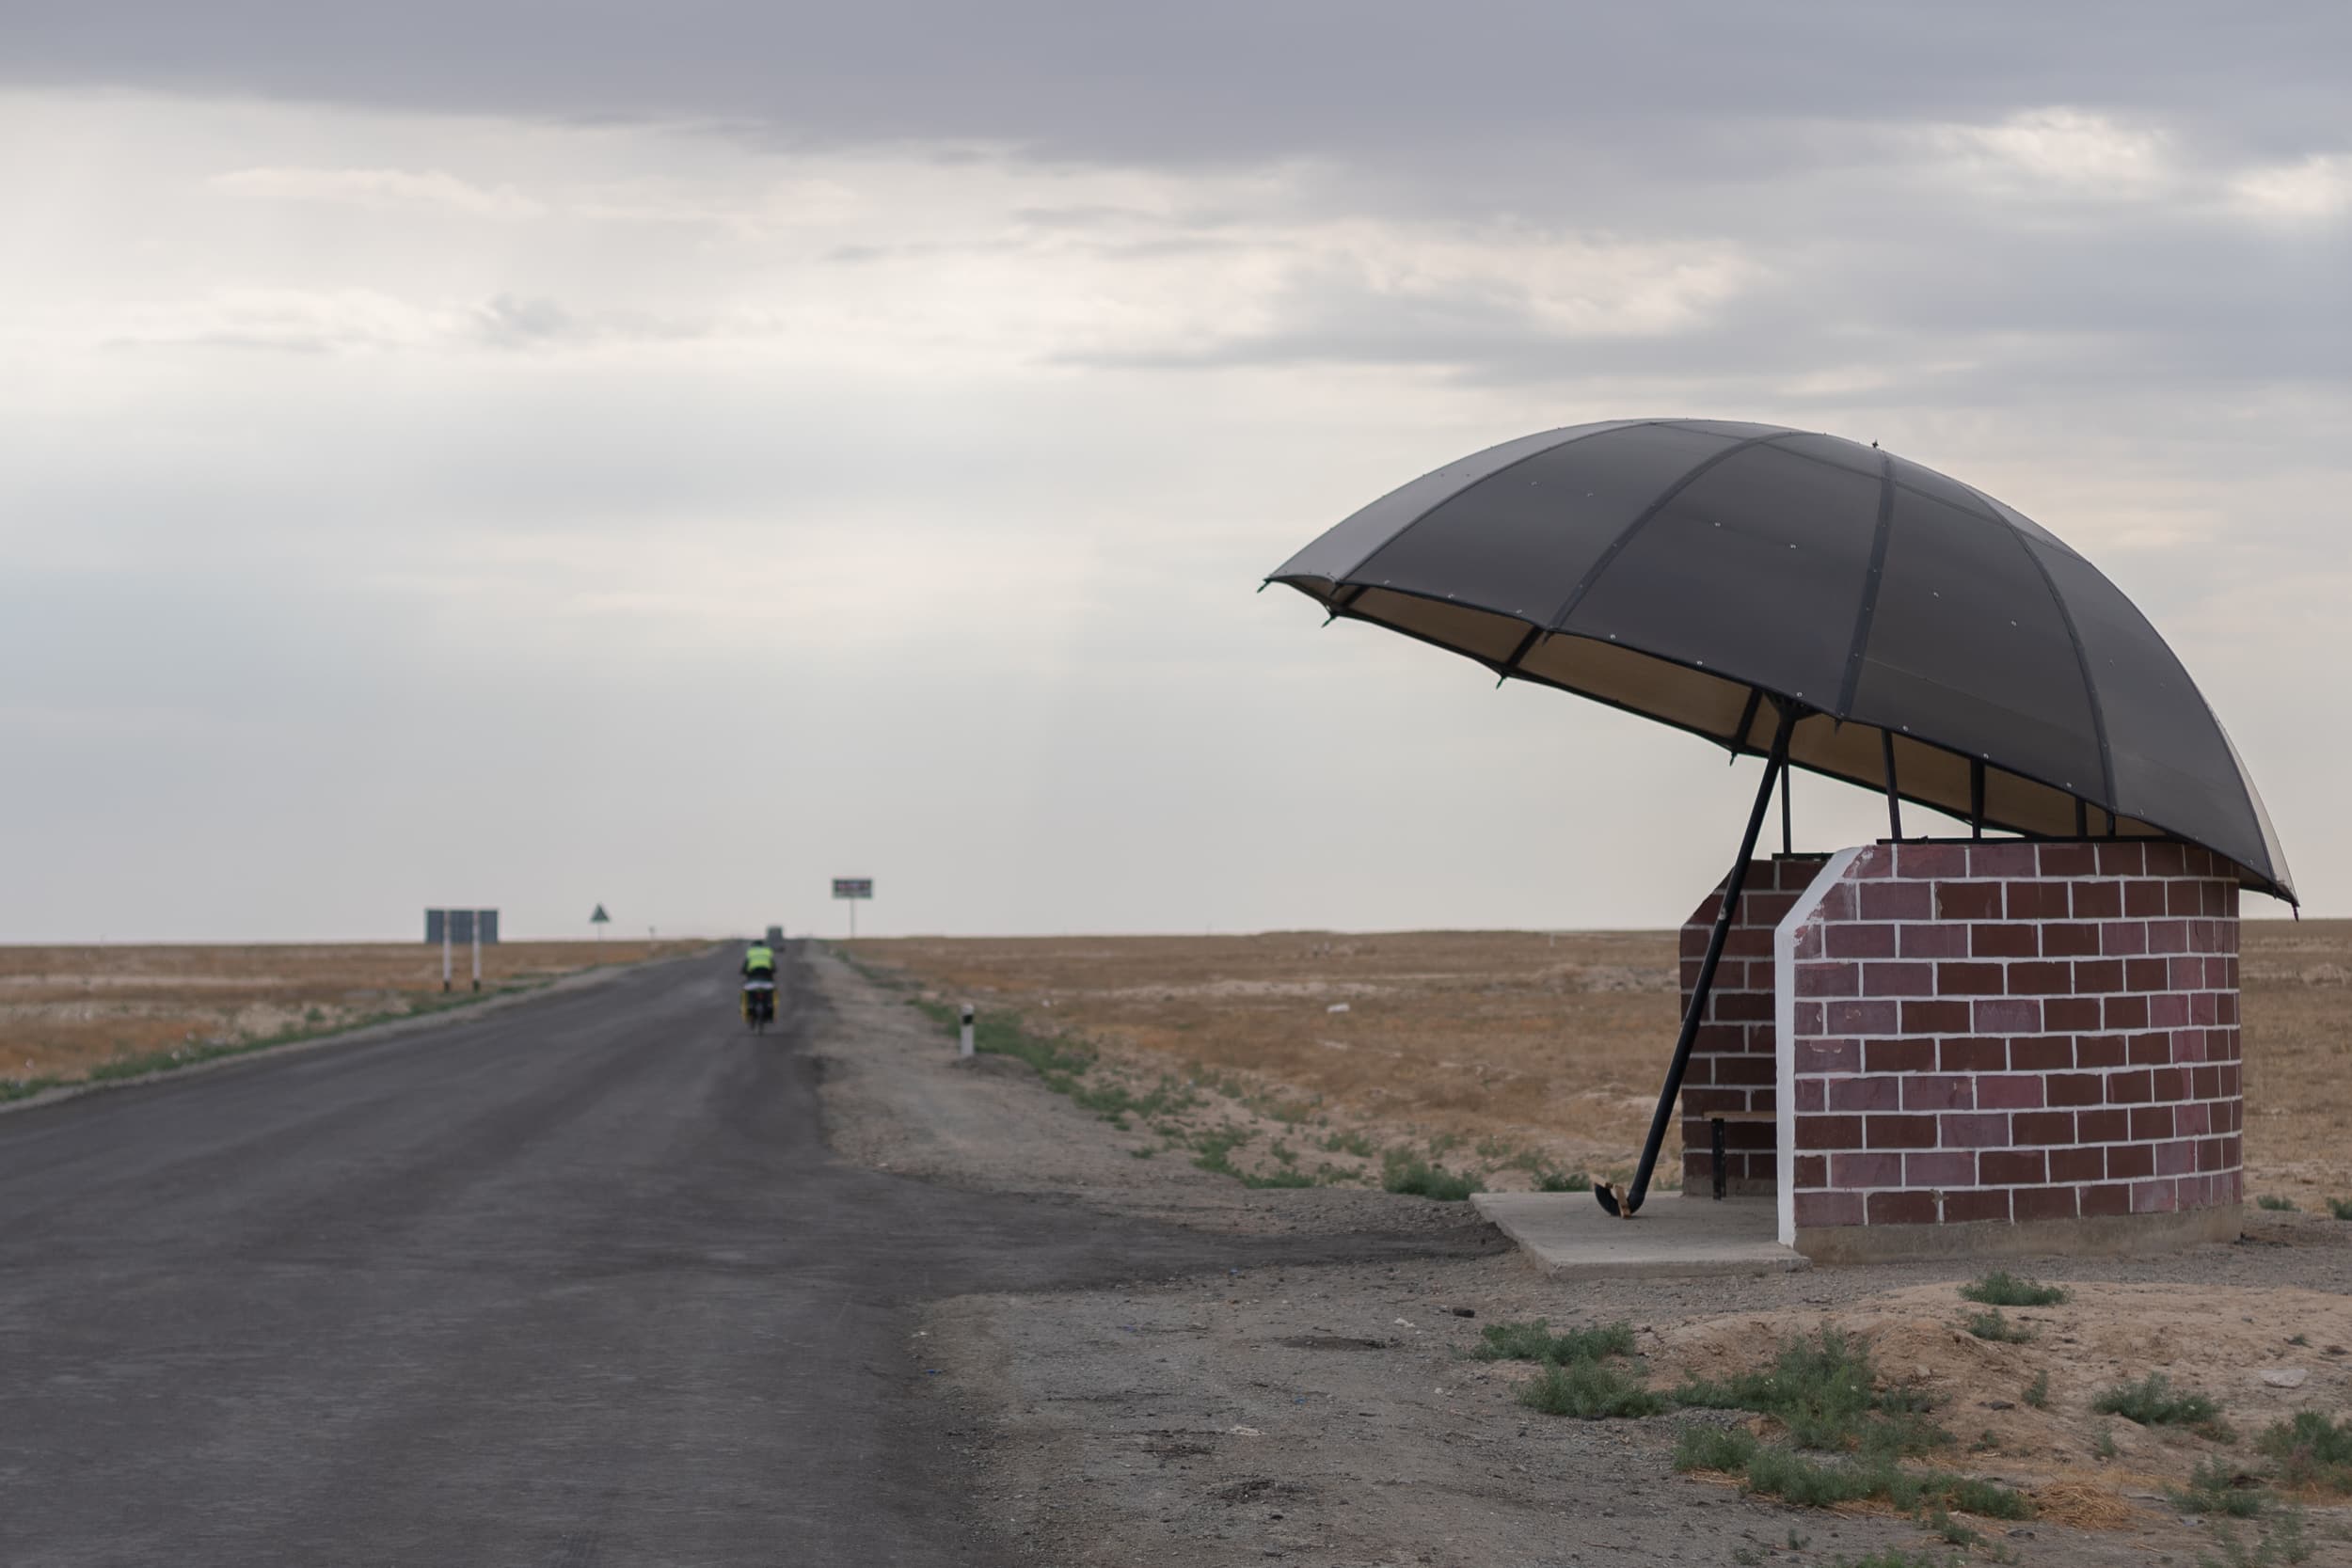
[1470,1319,1637,1365]
[1190,1128,1252,1177]
[2264,1505,2314,1565]
[2327,1197,2352,1222]
[1959,1270,2068,1307]
[2093,1372,2229,1437]
[1674,1423,1760,1474]
[1729,1443,2030,1519]
[2257,1194,2298,1212]
[1381,1151,1481,1201]
[2023,1370,2051,1410]
[1517,1357,1669,1419]
[1534,1167,1592,1193]
[1944,1473,2035,1520]
[2169,1457,2266,1517]
[1963,1308,2033,1343]
[1743,1442,1881,1507]
[1675,1329,1946,1455]
[2257,1411,2352,1493]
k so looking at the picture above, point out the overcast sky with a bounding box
[3,2,2345,941]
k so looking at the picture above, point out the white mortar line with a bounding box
[1774,844,1866,1248]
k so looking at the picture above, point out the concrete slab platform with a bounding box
[1470,1193,1808,1278]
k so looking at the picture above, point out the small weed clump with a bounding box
[2022,1370,2051,1410]
[2258,1411,2352,1493]
[1959,1270,2068,1308]
[1189,1129,1251,1177]
[1470,1319,1636,1365]
[1381,1150,1481,1201]
[1669,1329,2034,1523]
[1517,1357,1670,1419]
[1480,1317,1661,1418]
[1675,1423,1760,1473]
[2257,1194,2298,1212]
[1673,1424,2029,1520]
[2327,1197,2352,1222]
[1925,1506,1981,1546]
[2093,1372,2233,1439]
[1534,1168,1592,1193]
[2170,1457,2266,1518]
[1675,1329,1945,1455]
[2200,1514,2315,1568]
[1963,1308,2034,1343]
[914,1001,1094,1085]
[2256,1506,2313,1566]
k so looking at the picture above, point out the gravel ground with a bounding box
[813,949,1497,1243]
[809,947,2352,1568]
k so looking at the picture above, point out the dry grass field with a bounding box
[851,918,2352,1199]
[0,940,704,1098]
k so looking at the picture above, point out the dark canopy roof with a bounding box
[1269,419,2295,903]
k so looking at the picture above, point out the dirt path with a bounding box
[811,947,2352,1567]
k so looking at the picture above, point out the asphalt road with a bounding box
[0,945,1434,1567]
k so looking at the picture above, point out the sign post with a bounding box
[590,904,611,951]
[831,878,873,939]
[426,909,498,990]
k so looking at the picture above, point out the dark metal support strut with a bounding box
[1779,766,1792,856]
[1882,730,1903,841]
[1597,704,1800,1218]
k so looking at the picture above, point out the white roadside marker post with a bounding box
[960,1004,976,1058]
[441,917,453,993]
[471,916,482,993]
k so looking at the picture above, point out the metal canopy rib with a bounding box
[1835,451,1898,717]
[1547,431,1792,633]
[1963,485,2120,812]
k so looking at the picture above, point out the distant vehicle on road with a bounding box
[766,926,785,946]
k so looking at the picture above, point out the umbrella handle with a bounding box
[1598,704,1798,1217]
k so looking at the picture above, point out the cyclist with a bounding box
[740,939,778,1028]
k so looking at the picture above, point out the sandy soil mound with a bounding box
[1654,1280,2352,1506]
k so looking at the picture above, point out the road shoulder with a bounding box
[813,944,2352,1568]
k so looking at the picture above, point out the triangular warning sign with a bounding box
[590,905,611,924]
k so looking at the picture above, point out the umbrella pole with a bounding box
[1597,705,1798,1218]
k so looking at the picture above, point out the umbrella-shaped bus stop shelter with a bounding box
[1271,420,2294,1260]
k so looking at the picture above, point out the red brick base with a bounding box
[1773,840,2242,1250]
[1677,856,1828,1194]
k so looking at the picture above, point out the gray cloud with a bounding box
[6,2,2348,179]
[3,4,2347,938]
